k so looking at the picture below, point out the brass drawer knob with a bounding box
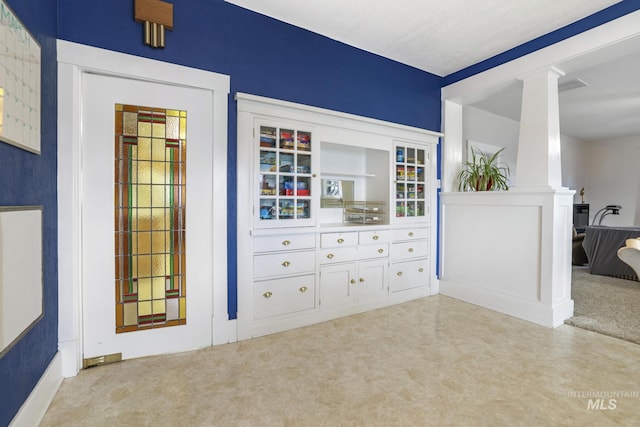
[282,240,291,246]
[372,235,379,240]
[359,278,365,283]
[263,291,273,299]
[282,261,291,267]
[378,248,384,254]
[299,286,308,293]
[418,268,424,273]
[408,232,414,237]
[397,271,403,276]
[350,279,356,284]
[337,238,345,244]
[327,253,334,259]
[408,248,414,253]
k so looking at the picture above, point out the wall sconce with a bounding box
[134,0,173,48]
[592,205,622,225]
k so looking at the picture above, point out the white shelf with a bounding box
[321,171,376,178]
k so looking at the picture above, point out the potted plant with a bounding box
[457,147,510,191]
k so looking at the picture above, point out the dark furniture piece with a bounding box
[582,226,640,280]
[573,203,589,234]
[572,227,588,266]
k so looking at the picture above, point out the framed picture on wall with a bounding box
[0,0,41,154]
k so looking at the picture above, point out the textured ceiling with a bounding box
[225,0,620,76]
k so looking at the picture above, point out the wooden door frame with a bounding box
[57,40,232,377]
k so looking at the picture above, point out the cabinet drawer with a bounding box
[392,227,428,242]
[254,233,316,253]
[254,250,316,278]
[254,275,315,319]
[390,259,429,292]
[358,244,389,260]
[358,230,390,245]
[318,246,359,264]
[320,232,358,248]
[392,240,429,261]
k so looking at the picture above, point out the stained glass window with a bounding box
[114,104,187,333]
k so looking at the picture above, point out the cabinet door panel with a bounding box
[320,263,356,308]
[254,275,315,319]
[358,259,388,302]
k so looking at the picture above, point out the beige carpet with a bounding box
[42,296,640,426]
[567,266,640,345]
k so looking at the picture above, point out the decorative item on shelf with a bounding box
[457,147,510,191]
[343,201,387,225]
[592,205,622,225]
[580,187,585,204]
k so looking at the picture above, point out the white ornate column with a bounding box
[515,67,565,189]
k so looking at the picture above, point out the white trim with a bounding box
[57,40,232,376]
[9,352,63,427]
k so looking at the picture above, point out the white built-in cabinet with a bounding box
[236,93,441,340]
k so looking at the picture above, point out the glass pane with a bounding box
[395,146,405,163]
[296,176,311,196]
[395,201,405,217]
[416,165,425,182]
[417,149,425,165]
[297,131,311,151]
[260,150,276,172]
[407,183,416,199]
[407,201,416,217]
[279,176,294,196]
[407,148,415,164]
[260,174,277,196]
[279,152,294,172]
[296,200,310,219]
[279,129,295,150]
[407,166,416,181]
[114,104,187,333]
[297,153,311,174]
[259,199,277,220]
[417,201,425,217]
[260,126,276,148]
[396,183,405,200]
[396,165,405,181]
[279,199,295,219]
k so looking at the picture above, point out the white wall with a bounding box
[462,105,588,194]
[560,133,588,201]
[462,106,519,187]
[582,135,640,226]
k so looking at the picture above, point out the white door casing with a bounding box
[58,41,232,377]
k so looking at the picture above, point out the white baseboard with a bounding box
[213,318,237,345]
[10,352,63,427]
[440,279,573,328]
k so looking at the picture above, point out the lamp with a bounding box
[592,205,622,225]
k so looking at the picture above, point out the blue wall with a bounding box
[0,0,57,426]
[56,0,444,320]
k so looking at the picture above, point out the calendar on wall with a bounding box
[0,0,41,154]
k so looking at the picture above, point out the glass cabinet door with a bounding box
[394,143,428,220]
[257,124,313,226]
